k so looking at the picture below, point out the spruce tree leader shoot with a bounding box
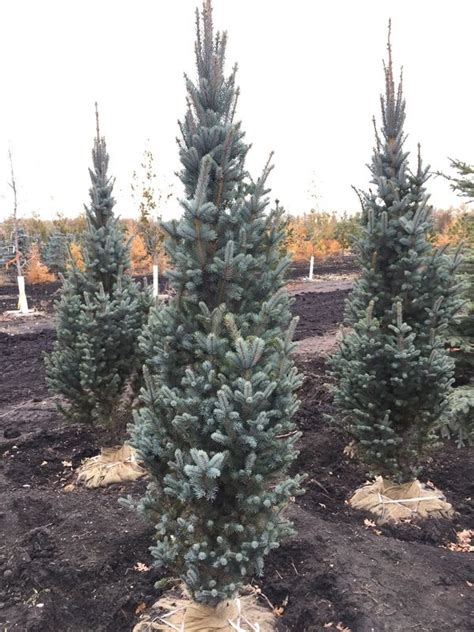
[126,1,303,627]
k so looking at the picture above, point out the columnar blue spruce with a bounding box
[128,0,303,608]
[45,108,151,433]
[329,27,463,484]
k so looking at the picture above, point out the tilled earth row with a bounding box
[0,273,472,631]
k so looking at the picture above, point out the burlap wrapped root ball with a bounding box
[133,586,275,632]
[76,444,145,488]
[349,476,454,524]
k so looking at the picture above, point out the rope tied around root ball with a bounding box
[349,476,454,523]
[133,586,275,632]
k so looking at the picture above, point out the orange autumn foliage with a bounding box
[435,232,457,247]
[127,230,152,274]
[123,219,168,275]
[155,248,169,273]
[313,238,343,258]
[285,214,343,262]
[284,218,311,261]
[432,207,473,247]
[68,241,85,271]
[25,242,55,283]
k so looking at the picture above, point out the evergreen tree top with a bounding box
[86,103,116,229]
[378,21,405,151]
[346,22,459,331]
[362,21,429,224]
[80,104,130,294]
[178,0,249,206]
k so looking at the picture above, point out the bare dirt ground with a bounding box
[1,260,472,632]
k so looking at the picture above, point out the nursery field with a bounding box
[0,265,472,632]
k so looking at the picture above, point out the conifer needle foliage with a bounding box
[127,0,303,607]
[442,164,474,446]
[329,25,463,483]
[45,108,150,430]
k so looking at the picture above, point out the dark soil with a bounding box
[0,275,169,315]
[0,281,62,315]
[287,255,359,281]
[1,270,472,631]
[293,291,347,341]
[267,357,473,631]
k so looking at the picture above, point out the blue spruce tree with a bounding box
[45,106,151,433]
[42,231,70,275]
[329,26,463,484]
[127,0,302,616]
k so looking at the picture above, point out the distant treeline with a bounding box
[0,206,471,284]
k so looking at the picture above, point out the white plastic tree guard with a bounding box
[17,275,29,313]
[153,264,159,298]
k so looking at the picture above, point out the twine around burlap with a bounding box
[76,444,145,488]
[349,476,454,524]
[133,586,275,632]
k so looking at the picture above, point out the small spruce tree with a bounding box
[127,0,302,609]
[45,107,151,432]
[329,26,463,483]
[42,231,70,275]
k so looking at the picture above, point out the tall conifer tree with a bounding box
[45,107,150,432]
[128,0,302,609]
[329,26,463,483]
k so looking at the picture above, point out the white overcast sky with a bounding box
[0,0,473,221]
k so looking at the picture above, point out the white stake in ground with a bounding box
[308,255,314,280]
[9,148,30,314]
[17,275,29,314]
[153,263,159,298]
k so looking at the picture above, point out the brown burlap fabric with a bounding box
[76,445,145,488]
[349,476,454,524]
[133,587,275,632]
